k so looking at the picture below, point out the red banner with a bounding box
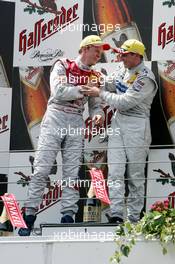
[89,168,111,205]
[0,193,27,228]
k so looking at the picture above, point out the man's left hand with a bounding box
[80,85,100,97]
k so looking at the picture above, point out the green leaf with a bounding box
[120,244,130,257]
[131,238,136,245]
[115,225,125,236]
[163,247,167,255]
[169,210,175,217]
[110,251,121,263]
[153,215,162,220]
[125,221,132,231]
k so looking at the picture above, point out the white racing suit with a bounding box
[100,62,158,222]
[24,56,104,217]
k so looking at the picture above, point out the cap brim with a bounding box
[102,43,111,51]
[111,47,130,54]
[93,43,111,51]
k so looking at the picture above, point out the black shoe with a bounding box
[0,220,13,232]
[18,214,36,236]
[61,215,74,223]
[105,213,123,224]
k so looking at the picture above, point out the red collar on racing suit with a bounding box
[59,58,101,86]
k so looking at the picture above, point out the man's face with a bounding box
[120,52,139,69]
[84,45,103,66]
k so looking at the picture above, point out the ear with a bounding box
[81,46,88,54]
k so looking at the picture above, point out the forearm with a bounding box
[99,79,156,111]
[51,81,83,101]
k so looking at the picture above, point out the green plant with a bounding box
[110,199,175,263]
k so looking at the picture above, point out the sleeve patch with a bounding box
[133,79,145,92]
[137,79,145,86]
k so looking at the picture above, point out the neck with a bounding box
[79,54,92,67]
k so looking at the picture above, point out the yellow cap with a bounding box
[120,39,145,56]
[79,35,110,51]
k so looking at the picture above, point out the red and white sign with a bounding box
[0,88,12,174]
[1,193,27,228]
[152,0,175,60]
[13,0,84,66]
[89,168,111,205]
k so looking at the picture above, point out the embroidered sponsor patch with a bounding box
[140,68,149,77]
[137,79,145,86]
[133,79,145,92]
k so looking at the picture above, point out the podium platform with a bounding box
[0,223,175,264]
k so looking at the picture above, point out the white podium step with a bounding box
[0,234,175,264]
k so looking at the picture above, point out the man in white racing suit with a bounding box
[80,39,158,223]
[18,35,109,236]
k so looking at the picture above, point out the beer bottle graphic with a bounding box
[92,0,147,62]
[83,197,101,222]
[19,67,50,149]
[83,181,101,223]
[158,61,175,143]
